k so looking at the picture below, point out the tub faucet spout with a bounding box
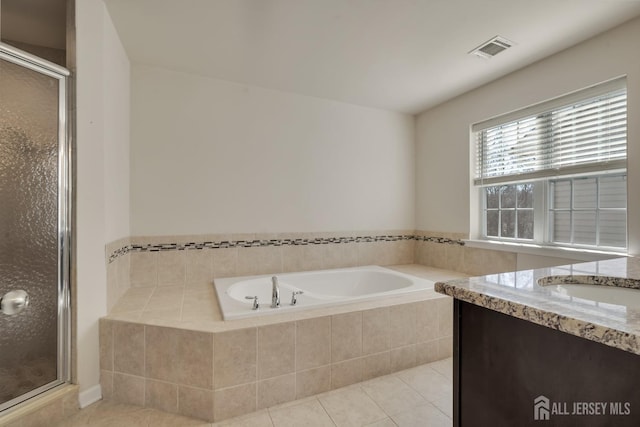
[271,276,280,308]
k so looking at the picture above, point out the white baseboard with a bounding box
[78,384,102,408]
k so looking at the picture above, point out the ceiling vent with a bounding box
[469,36,513,59]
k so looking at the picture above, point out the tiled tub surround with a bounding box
[105,229,521,311]
[105,231,421,311]
[435,257,640,355]
[414,231,518,276]
[106,237,131,313]
[100,265,465,422]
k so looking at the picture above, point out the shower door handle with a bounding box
[1,289,30,315]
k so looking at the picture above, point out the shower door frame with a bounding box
[0,42,71,412]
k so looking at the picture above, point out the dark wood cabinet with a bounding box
[453,300,640,426]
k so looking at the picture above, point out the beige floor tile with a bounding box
[145,409,213,426]
[360,375,427,416]
[57,401,211,427]
[266,396,318,412]
[396,367,452,403]
[365,418,398,427]
[430,395,452,419]
[390,403,451,427]
[269,399,335,427]
[319,388,387,427]
[428,358,453,380]
[212,409,273,427]
[398,363,438,377]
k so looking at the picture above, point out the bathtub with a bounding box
[214,266,434,320]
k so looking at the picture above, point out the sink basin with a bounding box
[538,275,640,308]
[552,284,640,308]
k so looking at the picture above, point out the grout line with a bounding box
[315,396,339,427]
[142,326,146,406]
[109,321,115,373]
[179,287,186,321]
[211,333,215,396]
[329,315,333,389]
[359,383,392,420]
[293,322,298,399]
[430,400,453,420]
[266,407,276,427]
[255,328,259,412]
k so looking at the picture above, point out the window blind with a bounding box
[473,79,627,186]
[550,175,627,248]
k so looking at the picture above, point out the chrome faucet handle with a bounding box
[271,276,280,308]
[290,291,304,306]
[245,295,259,310]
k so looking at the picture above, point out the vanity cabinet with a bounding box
[453,300,640,427]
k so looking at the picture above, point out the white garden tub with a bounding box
[214,266,434,320]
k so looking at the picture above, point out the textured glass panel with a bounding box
[501,185,516,209]
[573,211,597,245]
[0,57,59,405]
[599,211,627,248]
[551,211,571,243]
[599,175,626,208]
[574,177,597,209]
[517,183,534,208]
[486,210,499,237]
[517,210,534,239]
[501,210,515,238]
[551,180,571,209]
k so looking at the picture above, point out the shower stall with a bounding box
[0,42,71,412]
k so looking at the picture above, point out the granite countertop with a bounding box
[434,256,640,355]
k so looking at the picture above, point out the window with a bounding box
[549,174,627,247]
[485,183,535,240]
[473,78,627,250]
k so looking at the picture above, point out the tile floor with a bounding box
[58,358,452,427]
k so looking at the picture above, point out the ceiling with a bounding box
[104,0,640,114]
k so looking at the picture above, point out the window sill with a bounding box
[464,239,628,262]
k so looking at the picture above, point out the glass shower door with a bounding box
[0,43,70,412]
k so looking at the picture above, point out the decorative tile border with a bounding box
[107,234,465,264]
[414,236,465,245]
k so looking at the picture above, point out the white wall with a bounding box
[76,0,129,401]
[130,65,415,236]
[416,16,640,255]
[103,10,130,243]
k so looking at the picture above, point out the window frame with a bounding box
[481,182,540,242]
[479,172,627,251]
[473,78,628,252]
[547,173,627,250]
